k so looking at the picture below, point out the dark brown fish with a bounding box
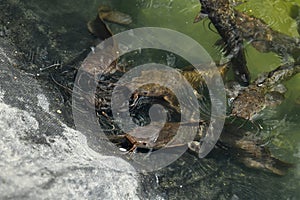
[110,116,293,175]
[196,0,300,84]
[197,0,251,86]
[230,64,300,120]
[218,121,294,176]
[235,11,300,63]
[87,5,132,41]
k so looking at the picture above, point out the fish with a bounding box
[235,11,300,63]
[229,64,300,120]
[197,0,251,86]
[196,0,300,66]
[87,5,132,41]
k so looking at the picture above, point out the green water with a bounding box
[108,0,300,198]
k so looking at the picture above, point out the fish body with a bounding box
[198,0,250,86]
[230,64,300,120]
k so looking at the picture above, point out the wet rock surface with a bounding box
[0,33,139,199]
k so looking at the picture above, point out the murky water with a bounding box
[2,0,300,199]
[110,0,300,198]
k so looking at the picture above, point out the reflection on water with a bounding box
[3,0,300,199]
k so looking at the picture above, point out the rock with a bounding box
[0,37,139,199]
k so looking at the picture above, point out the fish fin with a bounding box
[265,157,294,176]
[214,38,225,47]
[98,5,132,25]
[87,15,113,40]
[239,144,294,176]
[194,9,208,23]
